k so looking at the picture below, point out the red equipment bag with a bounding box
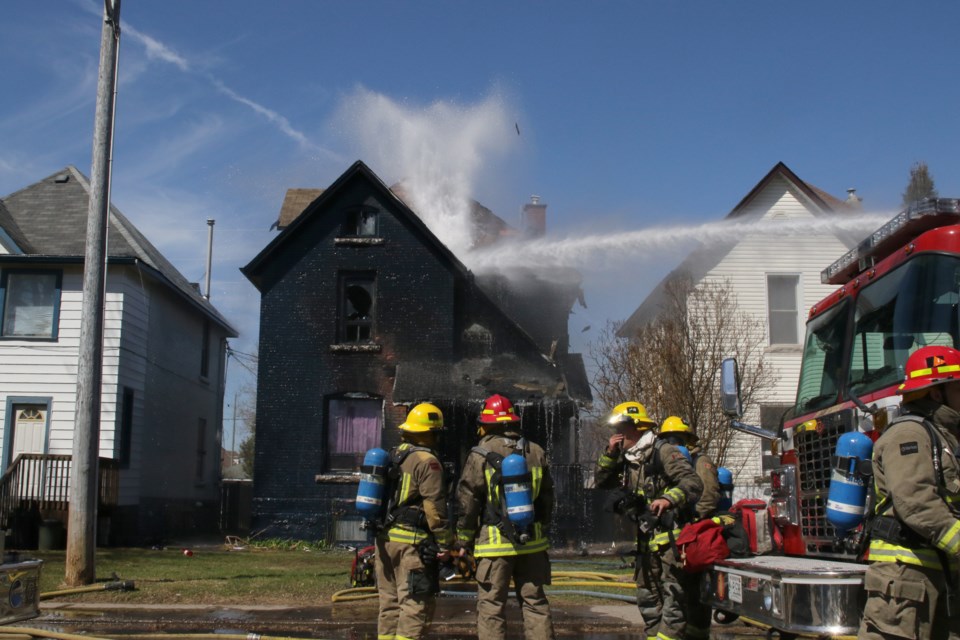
[675,518,730,573]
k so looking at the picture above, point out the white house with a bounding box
[619,162,859,498]
[0,166,236,546]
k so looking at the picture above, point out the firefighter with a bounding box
[455,394,555,640]
[595,401,703,640]
[657,415,719,640]
[375,402,453,640]
[858,345,960,640]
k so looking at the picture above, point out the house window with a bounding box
[327,397,382,471]
[340,273,375,342]
[0,270,61,339]
[200,320,211,378]
[767,274,799,345]
[341,206,379,237]
[118,388,134,468]
[196,418,207,482]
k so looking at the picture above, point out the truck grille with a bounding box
[794,410,854,547]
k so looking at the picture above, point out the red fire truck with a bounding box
[710,198,960,637]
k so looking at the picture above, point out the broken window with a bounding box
[341,206,379,237]
[340,273,375,342]
[327,396,382,471]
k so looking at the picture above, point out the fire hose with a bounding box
[330,570,636,603]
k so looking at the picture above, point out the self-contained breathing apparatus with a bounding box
[471,438,537,546]
[355,444,459,589]
[357,445,432,534]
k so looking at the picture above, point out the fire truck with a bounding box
[709,198,960,637]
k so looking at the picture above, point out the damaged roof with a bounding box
[393,353,588,404]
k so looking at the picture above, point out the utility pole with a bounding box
[230,390,238,462]
[67,0,122,586]
[204,219,215,300]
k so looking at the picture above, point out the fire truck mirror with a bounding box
[720,358,743,418]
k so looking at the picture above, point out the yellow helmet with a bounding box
[399,403,444,433]
[607,401,656,430]
[660,416,697,442]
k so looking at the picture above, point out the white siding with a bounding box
[0,262,229,513]
[697,177,851,498]
[0,266,125,460]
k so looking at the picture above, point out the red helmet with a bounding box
[479,394,520,424]
[898,345,960,394]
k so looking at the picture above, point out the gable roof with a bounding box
[244,160,475,287]
[1,166,236,336]
[618,162,855,337]
[244,160,589,404]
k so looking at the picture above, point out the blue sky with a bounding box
[4,1,960,444]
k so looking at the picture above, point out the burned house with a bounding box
[241,161,591,544]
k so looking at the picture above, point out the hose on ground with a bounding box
[331,570,635,603]
[40,580,136,600]
[0,626,115,640]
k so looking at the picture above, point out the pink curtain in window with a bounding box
[329,399,381,453]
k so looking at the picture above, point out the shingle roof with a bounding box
[1,166,236,336]
[0,199,33,253]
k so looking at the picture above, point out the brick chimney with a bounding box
[521,195,547,237]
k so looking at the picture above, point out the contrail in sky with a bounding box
[81,1,329,155]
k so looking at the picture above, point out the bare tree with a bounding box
[589,273,776,468]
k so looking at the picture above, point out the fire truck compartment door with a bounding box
[705,555,866,636]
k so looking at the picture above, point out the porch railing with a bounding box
[0,454,120,524]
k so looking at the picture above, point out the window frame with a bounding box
[338,272,376,343]
[767,273,800,345]
[117,387,135,469]
[0,268,63,341]
[325,394,383,472]
[340,205,380,238]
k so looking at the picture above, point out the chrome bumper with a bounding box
[705,555,866,636]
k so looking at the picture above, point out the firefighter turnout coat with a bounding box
[860,397,960,640]
[867,399,960,568]
[376,442,452,640]
[691,448,721,520]
[456,430,554,556]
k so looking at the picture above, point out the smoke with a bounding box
[467,212,893,273]
[333,87,519,256]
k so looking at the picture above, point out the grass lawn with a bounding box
[30,545,359,606]
[26,546,635,607]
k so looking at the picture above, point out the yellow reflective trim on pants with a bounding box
[868,540,945,569]
[378,635,394,640]
[937,520,960,555]
[657,632,680,640]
